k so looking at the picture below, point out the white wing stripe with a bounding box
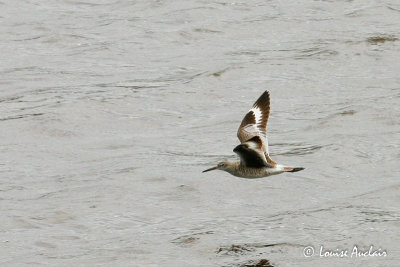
[250,107,262,126]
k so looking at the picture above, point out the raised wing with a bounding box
[233,136,268,168]
[236,91,276,166]
[237,90,270,143]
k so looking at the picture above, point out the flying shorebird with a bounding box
[203,90,304,178]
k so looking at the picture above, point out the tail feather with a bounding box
[285,167,305,173]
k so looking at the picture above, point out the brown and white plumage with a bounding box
[203,90,304,178]
[236,91,276,167]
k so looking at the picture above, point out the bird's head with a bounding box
[203,161,232,173]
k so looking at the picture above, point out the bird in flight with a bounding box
[203,91,304,178]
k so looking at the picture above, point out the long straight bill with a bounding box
[202,166,218,173]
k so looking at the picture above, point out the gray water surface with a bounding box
[1,1,400,266]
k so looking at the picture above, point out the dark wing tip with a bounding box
[253,90,270,108]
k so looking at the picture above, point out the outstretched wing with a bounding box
[236,91,276,166]
[237,90,270,143]
[233,136,268,168]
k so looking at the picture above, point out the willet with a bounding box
[203,91,304,178]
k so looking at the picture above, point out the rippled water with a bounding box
[1,1,400,266]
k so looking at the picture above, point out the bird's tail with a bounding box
[284,167,305,172]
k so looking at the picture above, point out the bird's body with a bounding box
[217,162,286,178]
[203,91,304,178]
